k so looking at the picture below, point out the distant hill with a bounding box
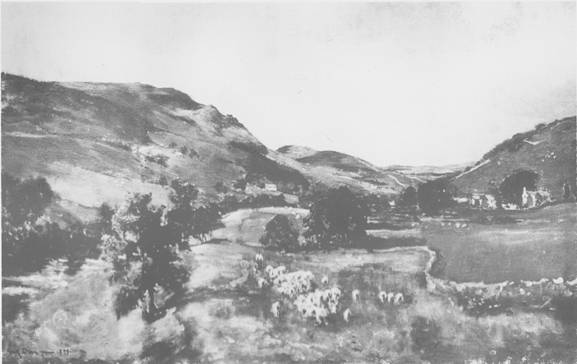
[450,116,576,200]
[277,146,432,194]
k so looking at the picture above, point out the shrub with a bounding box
[303,186,368,249]
[260,215,300,251]
[417,179,454,214]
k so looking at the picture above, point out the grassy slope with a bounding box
[451,116,576,199]
[277,146,427,194]
[1,73,309,219]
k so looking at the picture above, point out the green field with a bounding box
[3,205,577,363]
[423,204,577,283]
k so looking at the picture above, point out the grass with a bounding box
[423,204,577,283]
[3,205,577,363]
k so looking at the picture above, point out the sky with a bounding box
[2,1,576,166]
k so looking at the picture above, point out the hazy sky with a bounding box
[2,2,576,166]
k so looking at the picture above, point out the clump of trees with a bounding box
[499,169,539,206]
[2,173,101,276]
[260,215,300,252]
[417,179,454,214]
[399,186,418,207]
[303,186,368,250]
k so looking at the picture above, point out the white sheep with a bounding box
[393,292,404,305]
[352,289,360,302]
[386,292,395,304]
[378,291,387,304]
[257,277,268,289]
[343,308,351,322]
[255,253,264,264]
[321,275,329,285]
[271,301,281,318]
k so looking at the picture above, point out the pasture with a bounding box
[3,205,577,363]
[423,204,577,283]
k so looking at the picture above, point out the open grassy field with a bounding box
[423,203,577,283]
[3,205,577,363]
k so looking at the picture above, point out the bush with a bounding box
[304,186,368,249]
[417,179,454,214]
[260,215,300,252]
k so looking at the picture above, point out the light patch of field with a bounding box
[46,162,171,208]
[213,207,309,245]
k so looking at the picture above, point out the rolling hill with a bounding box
[1,73,410,221]
[1,73,313,220]
[277,145,453,193]
[450,116,576,200]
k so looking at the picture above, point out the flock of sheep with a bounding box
[250,253,408,326]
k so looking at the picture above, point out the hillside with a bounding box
[451,116,576,199]
[2,74,416,222]
[277,145,443,193]
[1,73,312,219]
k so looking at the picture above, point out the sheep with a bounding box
[352,289,360,303]
[393,292,404,305]
[378,291,388,304]
[343,308,351,322]
[255,253,264,266]
[257,277,268,289]
[295,287,343,325]
[321,275,329,285]
[386,292,395,304]
[273,270,315,298]
[271,301,281,318]
[553,277,564,285]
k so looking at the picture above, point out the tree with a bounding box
[104,193,189,322]
[417,179,454,214]
[166,180,199,248]
[304,186,368,250]
[499,170,539,206]
[214,181,228,194]
[260,214,300,251]
[399,186,418,207]
[2,172,53,225]
[191,203,223,242]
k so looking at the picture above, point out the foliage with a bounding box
[166,180,199,247]
[499,169,539,205]
[417,179,454,214]
[1,174,100,275]
[145,154,169,167]
[191,203,223,242]
[260,214,300,251]
[2,172,53,225]
[104,193,189,322]
[214,181,228,194]
[399,186,418,207]
[303,186,368,250]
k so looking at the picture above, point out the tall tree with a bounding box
[104,193,189,322]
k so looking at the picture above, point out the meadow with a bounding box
[3,205,577,363]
